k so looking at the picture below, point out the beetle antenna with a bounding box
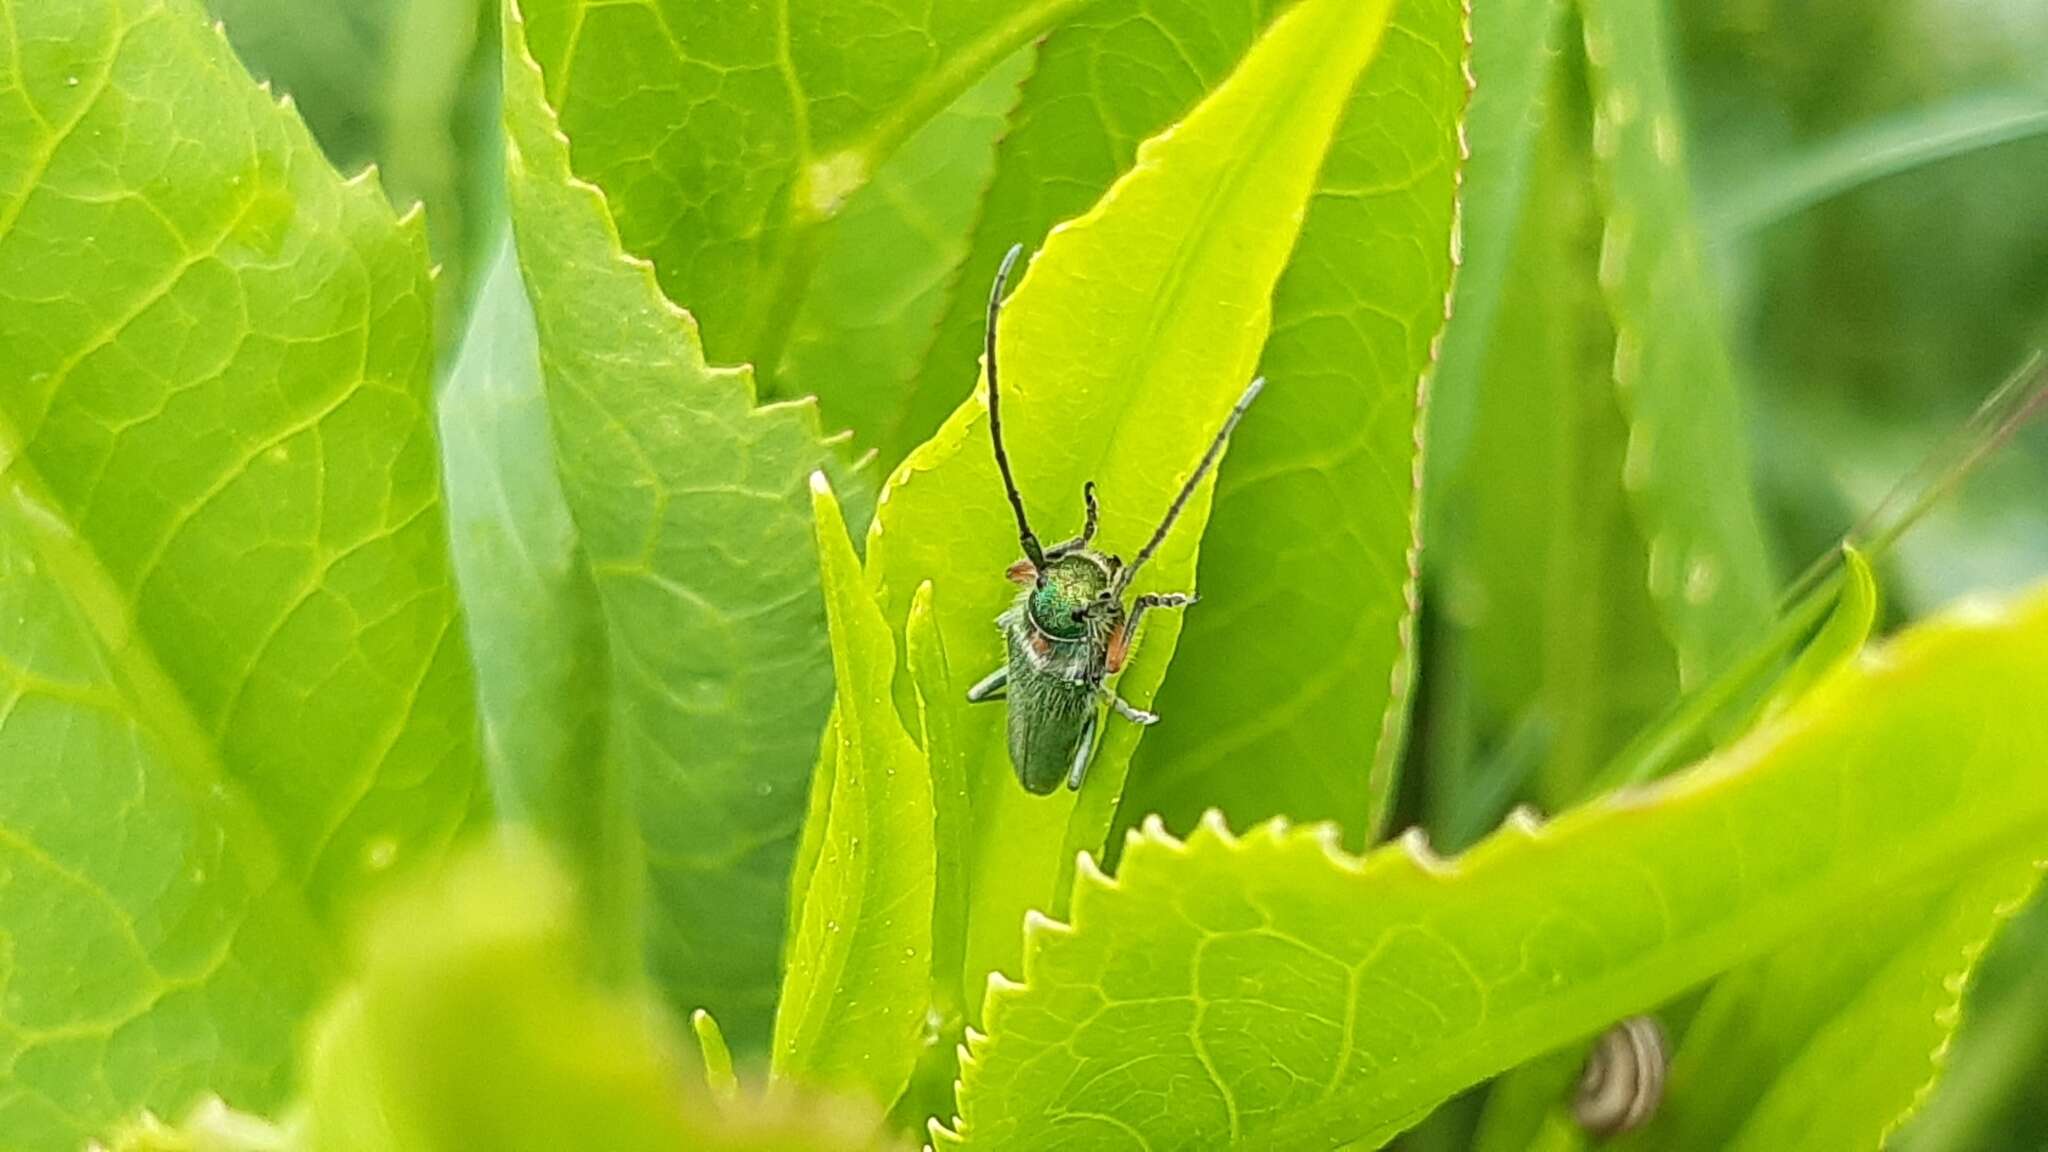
[1114,375,1265,595]
[986,243,1045,571]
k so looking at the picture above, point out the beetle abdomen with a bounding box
[1007,667,1095,794]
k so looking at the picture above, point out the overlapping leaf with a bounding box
[945,583,2048,1150]
[513,0,1090,392]
[780,49,1035,460]
[771,477,935,1106]
[500,0,860,1041]
[915,0,1466,844]
[856,0,1398,1023]
[1618,858,2043,1152]
[437,231,617,948]
[0,0,482,1143]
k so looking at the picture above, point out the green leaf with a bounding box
[437,228,627,968]
[907,582,973,1018]
[1576,0,1777,683]
[771,475,935,1107]
[1422,0,1565,523]
[1755,544,1878,723]
[860,0,1397,1022]
[943,582,2048,1150]
[1,0,482,1142]
[691,1010,739,1102]
[501,0,862,1041]
[1435,51,1677,812]
[207,0,498,330]
[1128,0,1466,842]
[1614,857,2043,1152]
[1897,889,2048,1152]
[780,48,1034,462]
[514,0,1091,393]
[915,0,1465,843]
[300,842,900,1152]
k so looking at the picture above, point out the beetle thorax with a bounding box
[1027,552,1117,641]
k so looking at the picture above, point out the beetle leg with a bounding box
[1047,481,1101,557]
[1065,710,1100,791]
[1106,592,1199,672]
[966,665,1009,703]
[1104,690,1158,726]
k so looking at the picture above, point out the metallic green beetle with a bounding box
[965,244,1265,794]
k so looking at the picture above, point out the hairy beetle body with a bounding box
[965,243,1264,794]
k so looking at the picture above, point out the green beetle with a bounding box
[965,244,1265,794]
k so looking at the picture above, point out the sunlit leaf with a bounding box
[514,0,1092,393]
[914,0,1466,842]
[944,583,2048,1149]
[781,49,1034,461]
[858,0,1398,1022]
[0,0,483,1144]
[501,0,861,1042]
[1616,857,2043,1152]
[772,476,935,1107]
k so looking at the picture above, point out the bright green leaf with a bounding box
[1575,0,1778,684]
[206,0,497,329]
[691,1009,739,1102]
[861,0,1397,1022]
[915,0,1465,843]
[1897,888,2048,1152]
[1436,54,1677,813]
[1755,544,1878,723]
[907,581,973,1018]
[772,475,935,1107]
[514,0,1090,393]
[1616,856,2043,1152]
[1423,0,1565,523]
[944,583,2048,1150]
[781,49,1034,461]
[501,0,863,1042]
[1129,0,1465,842]
[1,0,482,1142]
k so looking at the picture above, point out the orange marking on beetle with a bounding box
[1106,620,1132,673]
[1006,559,1037,584]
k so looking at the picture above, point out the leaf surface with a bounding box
[501,0,857,1041]
[1435,48,1677,813]
[944,583,2048,1150]
[916,0,1467,842]
[437,230,624,962]
[1576,0,1777,682]
[514,0,1089,392]
[858,0,1397,1023]
[0,0,481,1142]
[780,49,1033,461]
[1616,857,2043,1152]
[771,477,935,1107]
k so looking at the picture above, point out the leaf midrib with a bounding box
[0,423,329,956]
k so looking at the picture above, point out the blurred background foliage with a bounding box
[204,0,2047,1145]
